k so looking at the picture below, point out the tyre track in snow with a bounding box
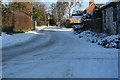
[2,30,61,62]
[2,27,118,78]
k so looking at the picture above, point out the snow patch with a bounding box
[2,26,49,48]
[72,16,82,18]
[2,31,37,48]
[76,30,119,48]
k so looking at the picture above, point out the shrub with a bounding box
[2,2,34,33]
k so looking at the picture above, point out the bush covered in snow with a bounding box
[73,25,85,34]
[81,13,93,22]
[78,30,119,49]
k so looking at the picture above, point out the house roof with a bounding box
[85,2,104,13]
[86,2,104,10]
[72,11,84,15]
[100,2,118,10]
[95,3,104,7]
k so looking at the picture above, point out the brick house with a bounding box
[100,2,120,35]
[86,0,104,13]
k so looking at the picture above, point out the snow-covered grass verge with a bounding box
[2,30,40,48]
[36,26,73,32]
[76,30,119,48]
[36,26,48,30]
[2,26,51,48]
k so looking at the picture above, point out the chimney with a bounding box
[89,0,94,5]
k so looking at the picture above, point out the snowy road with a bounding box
[2,26,118,78]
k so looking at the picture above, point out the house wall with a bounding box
[102,5,119,35]
[102,10,105,32]
[102,2,120,35]
[117,3,120,49]
[82,18,102,33]
[106,7,116,35]
[117,3,120,34]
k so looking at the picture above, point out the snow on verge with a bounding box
[2,30,40,48]
[2,26,50,48]
[77,30,119,48]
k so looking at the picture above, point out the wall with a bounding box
[82,18,102,33]
[102,7,114,34]
[117,3,120,34]
[102,2,120,35]
[106,7,116,35]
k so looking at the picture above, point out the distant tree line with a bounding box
[50,0,82,26]
[2,2,58,34]
[1,1,83,34]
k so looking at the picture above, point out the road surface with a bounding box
[2,26,118,78]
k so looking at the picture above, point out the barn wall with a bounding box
[82,18,102,33]
[106,7,116,35]
[101,2,120,35]
[117,3,120,34]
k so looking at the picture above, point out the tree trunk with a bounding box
[69,8,71,18]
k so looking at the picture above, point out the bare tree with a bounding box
[50,3,57,17]
[55,2,67,25]
[50,2,67,25]
[50,0,82,25]
[65,1,83,18]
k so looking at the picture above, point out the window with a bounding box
[113,5,117,21]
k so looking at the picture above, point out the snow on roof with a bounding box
[100,2,111,8]
[72,11,77,14]
[100,2,112,9]
[72,11,84,15]
[84,2,104,13]
[72,16,82,18]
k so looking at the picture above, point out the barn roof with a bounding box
[100,2,118,10]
